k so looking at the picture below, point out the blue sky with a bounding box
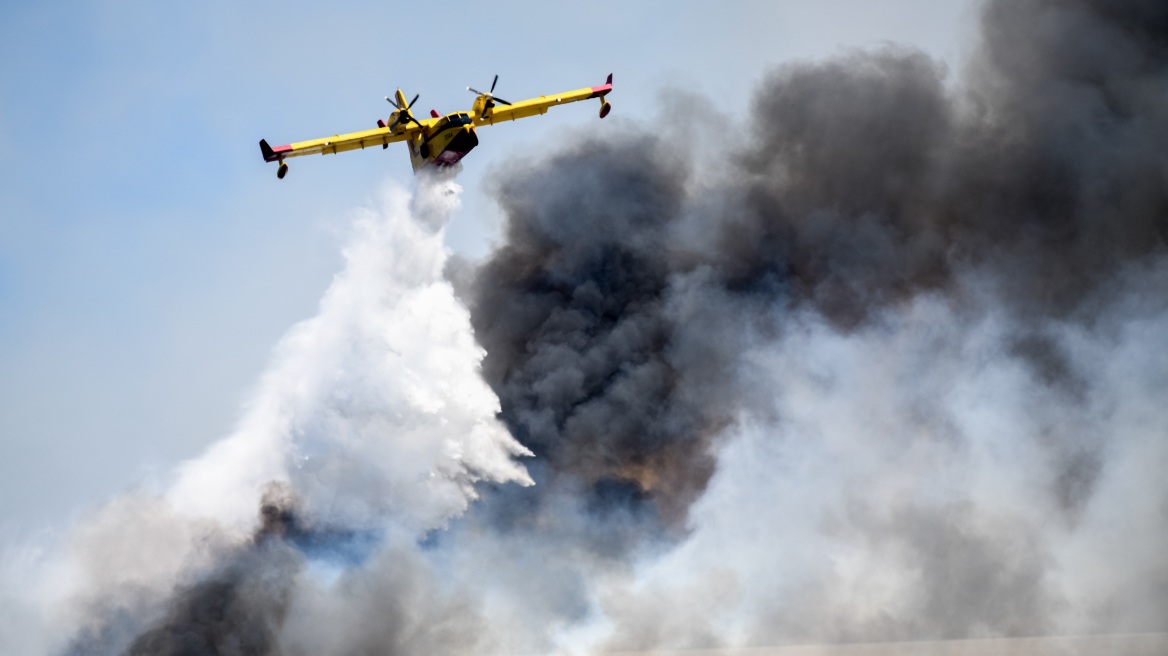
[0,0,976,537]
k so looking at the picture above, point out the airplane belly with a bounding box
[433,127,479,168]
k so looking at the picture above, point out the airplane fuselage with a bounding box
[409,112,479,171]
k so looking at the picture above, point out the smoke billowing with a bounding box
[466,0,1168,647]
[3,0,1167,653]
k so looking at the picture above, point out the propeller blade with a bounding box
[407,93,420,109]
[492,97,513,106]
[490,74,498,93]
[468,87,484,96]
[386,95,401,109]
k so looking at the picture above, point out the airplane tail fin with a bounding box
[259,139,277,162]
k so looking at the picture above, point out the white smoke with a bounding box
[585,265,1168,651]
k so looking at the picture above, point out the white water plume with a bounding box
[167,176,532,534]
[1,177,533,655]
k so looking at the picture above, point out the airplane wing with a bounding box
[475,74,613,126]
[259,122,427,162]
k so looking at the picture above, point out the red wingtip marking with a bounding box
[377,119,386,128]
[430,109,440,118]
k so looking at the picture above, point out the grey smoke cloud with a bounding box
[460,0,1168,648]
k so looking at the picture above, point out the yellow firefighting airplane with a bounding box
[259,74,613,178]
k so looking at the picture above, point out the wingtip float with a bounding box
[259,73,614,179]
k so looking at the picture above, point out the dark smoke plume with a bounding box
[64,485,302,655]
[458,0,1168,646]
[65,486,485,656]
[471,135,732,527]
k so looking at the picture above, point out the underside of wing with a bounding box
[475,74,613,126]
[260,124,423,162]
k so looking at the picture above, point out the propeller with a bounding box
[467,74,512,107]
[385,92,421,130]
